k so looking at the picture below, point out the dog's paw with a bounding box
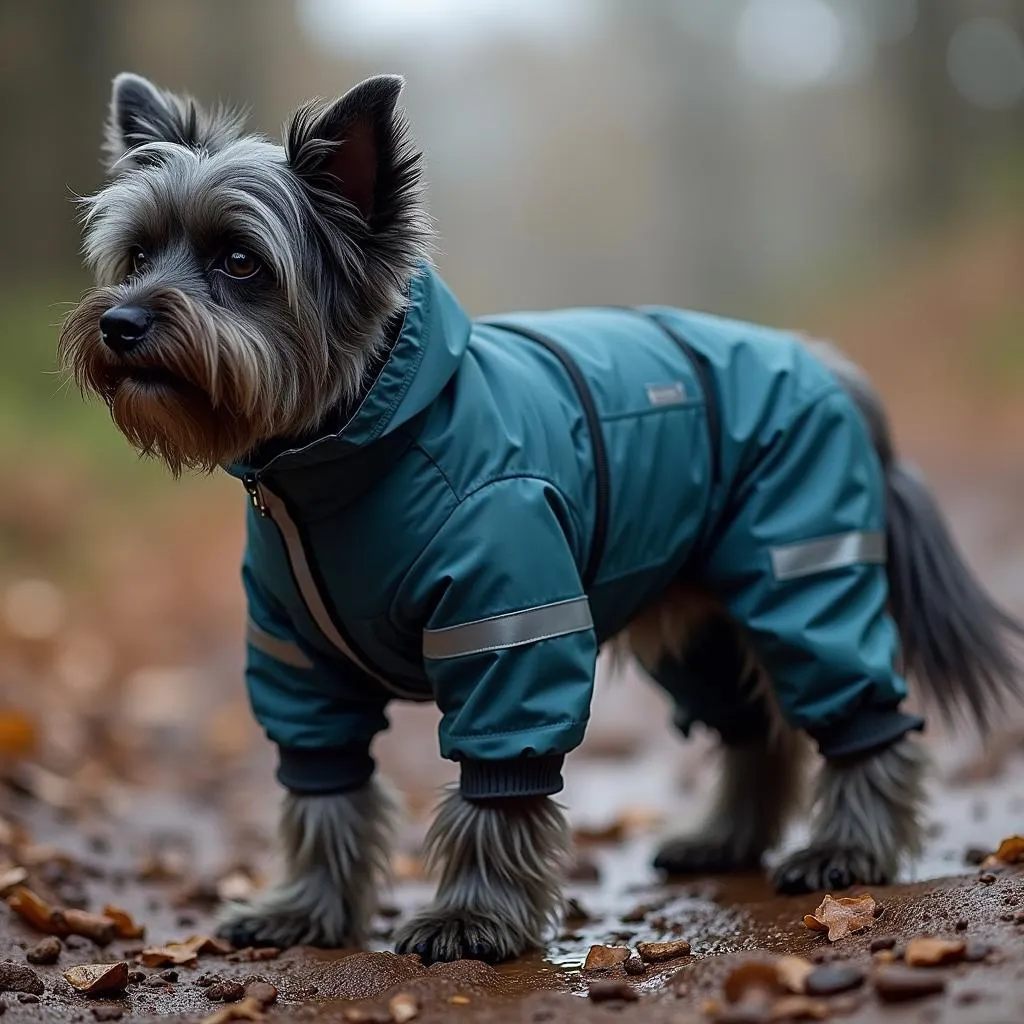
[215,898,353,950]
[771,844,892,895]
[653,834,763,876]
[392,909,531,965]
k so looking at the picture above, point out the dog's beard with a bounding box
[59,287,312,475]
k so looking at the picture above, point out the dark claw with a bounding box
[827,866,849,889]
[467,942,493,961]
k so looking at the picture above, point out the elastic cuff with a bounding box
[276,744,375,794]
[459,755,565,799]
[809,708,925,759]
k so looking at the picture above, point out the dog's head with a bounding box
[59,73,431,473]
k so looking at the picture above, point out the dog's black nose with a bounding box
[100,305,152,353]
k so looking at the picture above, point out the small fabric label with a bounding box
[645,381,687,406]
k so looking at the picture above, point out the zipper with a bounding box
[243,475,429,701]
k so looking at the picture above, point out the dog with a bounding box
[59,72,1023,964]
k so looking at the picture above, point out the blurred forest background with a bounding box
[0,0,1022,814]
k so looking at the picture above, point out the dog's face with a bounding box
[59,73,430,473]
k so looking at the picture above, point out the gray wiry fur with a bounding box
[655,727,808,875]
[773,736,927,893]
[216,780,397,949]
[392,788,571,964]
[60,72,433,474]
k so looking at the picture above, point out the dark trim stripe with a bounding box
[423,597,593,660]
[246,619,314,670]
[478,320,610,590]
[770,531,887,581]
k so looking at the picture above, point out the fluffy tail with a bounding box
[806,336,1024,729]
[885,461,1024,729]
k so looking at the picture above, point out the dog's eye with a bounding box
[221,250,260,280]
[130,247,148,274]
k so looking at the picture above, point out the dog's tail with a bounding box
[806,337,1024,730]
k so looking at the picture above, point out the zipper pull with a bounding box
[242,474,269,517]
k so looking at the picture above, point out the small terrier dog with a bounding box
[60,73,1023,964]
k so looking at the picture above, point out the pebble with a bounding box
[245,982,278,1007]
[869,936,897,952]
[979,873,997,884]
[160,969,178,983]
[587,979,638,1003]
[207,980,245,1002]
[26,937,62,965]
[954,918,969,931]
[583,945,630,971]
[874,966,946,1003]
[636,938,691,963]
[0,961,45,995]
[804,964,865,996]
[17,993,39,1004]
[127,971,146,985]
[623,954,647,976]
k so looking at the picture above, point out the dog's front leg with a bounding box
[217,779,396,949]
[392,787,571,964]
[772,736,926,894]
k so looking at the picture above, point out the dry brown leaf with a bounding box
[771,994,831,1020]
[198,996,265,1024]
[63,962,129,995]
[102,904,145,940]
[7,886,116,944]
[0,866,28,894]
[988,835,1024,866]
[803,893,877,942]
[0,712,38,758]
[138,934,233,967]
[904,937,967,967]
[583,944,631,970]
[775,956,815,994]
[724,960,784,1003]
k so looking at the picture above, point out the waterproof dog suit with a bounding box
[227,264,923,798]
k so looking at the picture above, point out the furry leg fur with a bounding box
[773,736,926,894]
[392,787,571,964]
[216,779,396,948]
[655,727,807,875]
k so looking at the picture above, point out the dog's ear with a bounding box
[104,72,245,173]
[285,75,420,226]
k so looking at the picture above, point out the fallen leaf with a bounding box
[198,996,265,1024]
[904,937,967,967]
[770,995,831,1021]
[102,905,145,940]
[803,893,877,942]
[724,960,784,1003]
[636,938,691,963]
[0,866,28,894]
[985,835,1024,867]
[63,962,129,996]
[0,712,37,758]
[138,934,233,967]
[583,944,631,970]
[775,957,815,994]
[7,887,117,944]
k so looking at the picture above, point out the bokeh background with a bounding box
[0,0,1022,864]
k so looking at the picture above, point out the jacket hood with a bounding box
[225,262,471,479]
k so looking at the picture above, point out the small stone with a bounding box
[207,980,245,1002]
[979,873,997,884]
[636,938,691,963]
[869,936,897,952]
[623,954,646,976]
[583,945,630,971]
[127,971,145,985]
[804,964,865,996]
[904,937,967,967]
[64,963,130,996]
[144,976,170,987]
[92,1008,124,1021]
[27,937,62,965]
[245,982,278,1007]
[195,973,219,987]
[963,847,989,865]
[587,979,638,1003]
[0,961,45,995]
[874,966,946,1003]
[954,918,968,931]
[159,969,178,983]
[17,992,39,1004]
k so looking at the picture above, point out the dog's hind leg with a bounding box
[392,787,570,964]
[773,735,926,893]
[655,725,806,874]
[216,779,396,948]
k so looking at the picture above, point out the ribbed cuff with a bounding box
[276,744,375,795]
[459,755,565,799]
[809,708,925,759]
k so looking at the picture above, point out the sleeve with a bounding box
[243,561,390,794]
[395,477,598,799]
[704,387,924,757]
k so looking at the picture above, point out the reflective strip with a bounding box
[645,381,687,407]
[423,597,593,660]
[246,619,314,670]
[770,531,886,581]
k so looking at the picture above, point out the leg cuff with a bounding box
[459,755,565,799]
[809,708,925,759]
[276,744,375,794]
